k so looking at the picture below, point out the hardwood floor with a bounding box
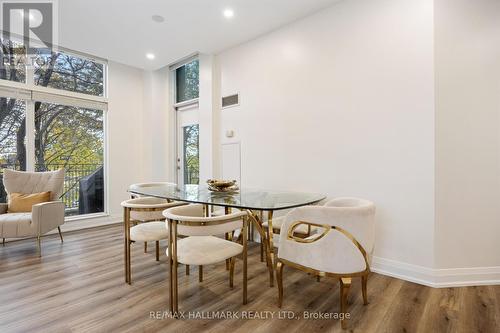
[0,225,498,333]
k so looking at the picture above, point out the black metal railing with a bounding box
[0,163,103,216]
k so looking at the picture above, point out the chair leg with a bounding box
[124,208,130,284]
[362,274,368,305]
[340,277,352,329]
[2,238,4,246]
[127,239,132,284]
[243,218,248,305]
[57,226,63,243]
[168,219,174,312]
[225,233,230,270]
[248,221,252,241]
[229,257,236,288]
[155,241,160,261]
[172,221,179,314]
[185,264,190,275]
[144,242,147,253]
[260,239,264,262]
[199,265,203,282]
[277,260,284,307]
[36,235,41,257]
[264,235,274,287]
[264,228,270,267]
[173,257,178,315]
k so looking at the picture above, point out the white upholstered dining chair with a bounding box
[129,182,178,253]
[0,169,65,256]
[276,197,375,329]
[163,204,249,313]
[121,196,186,284]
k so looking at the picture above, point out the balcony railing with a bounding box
[0,163,103,216]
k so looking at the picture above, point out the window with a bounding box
[183,124,199,185]
[176,59,199,103]
[34,103,104,216]
[0,39,26,83]
[0,37,107,217]
[0,98,26,202]
[34,52,104,96]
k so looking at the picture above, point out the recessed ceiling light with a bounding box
[223,9,234,19]
[151,15,165,23]
[146,53,155,60]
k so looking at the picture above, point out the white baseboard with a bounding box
[371,256,436,287]
[432,266,500,287]
[371,256,500,288]
[60,214,122,233]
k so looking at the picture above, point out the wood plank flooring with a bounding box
[0,225,499,333]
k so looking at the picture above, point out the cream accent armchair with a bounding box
[0,169,65,256]
[276,197,375,329]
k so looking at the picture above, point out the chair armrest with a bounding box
[32,201,65,235]
[285,220,367,255]
[0,203,7,214]
[279,219,370,274]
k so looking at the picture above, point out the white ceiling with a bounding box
[58,0,341,70]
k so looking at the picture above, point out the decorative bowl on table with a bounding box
[207,179,239,193]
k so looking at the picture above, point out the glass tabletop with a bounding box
[128,184,326,211]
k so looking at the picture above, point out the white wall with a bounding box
[105,62,146,218]
[216,0,436,269]
[142,67,172,182]
[435,0,500,270]
[198,54,217,183]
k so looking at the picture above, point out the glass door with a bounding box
[173,58,200,186]
[181,124,199,185]
[176,108,199,186]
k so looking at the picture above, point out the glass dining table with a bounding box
[128,183,326,287]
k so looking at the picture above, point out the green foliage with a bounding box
[35,104,104,168]
[183,124,199,184]
[176,60,199,103]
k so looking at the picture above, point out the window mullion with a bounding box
[25,100,35,172]
[25,60,35,90]
[25,61,36,171]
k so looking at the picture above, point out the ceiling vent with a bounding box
[222,93,239,109]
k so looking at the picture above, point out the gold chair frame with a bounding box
[123,206,168,284]
[167,213,248,314]
[276,220,370,329]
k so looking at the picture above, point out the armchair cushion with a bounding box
[0,213,34,237]
[8,192,51,213]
